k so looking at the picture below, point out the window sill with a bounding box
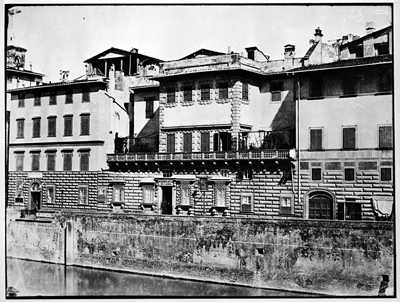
[308,149,324,151]
[307,96,324,100]
[339,94,358,98]
[374,91,392,96]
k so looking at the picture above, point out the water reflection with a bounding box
[7,258,314,297]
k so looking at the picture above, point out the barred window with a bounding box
[46,185,56,204]
[240,194,253,213]
[142,184,154,203]
[214,182,226,206]
[280,195,294,215]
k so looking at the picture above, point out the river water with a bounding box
[6,258,315,297]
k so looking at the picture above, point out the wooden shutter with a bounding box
[343,127,356,149]
[48,117,56,137]
[81,115,90,135]
[31,153,40,171]
[310,129,322,150]
[201,132,210,152]
[33,118,41,138]
[379,126,392,149]
[213,133,220,151]
[47,153,55,171]
[183,133,192,153]
[167,134,175,153]
[64,116,73,136]
[63,152,72,171]
[80,152,89,171]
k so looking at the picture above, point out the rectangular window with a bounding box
[16,119,24,138]
[64,116,73,136]
[82,88,90,103]
[378,71,392,92]
[201,132,210,152]
[180,181,191,205]
[344,168,355,181]
[271,81,283,102]
[46,185,56,204]
[18,94,25,107]
[379,126,392,149]
[80,114,90,136]
[342,76,356,95]
[145,98,154,118]
[48,116,56,137]
[201,84,210,100]
[49,92,57,105]
[63,152,73,171]
[47,152,56,171]
[337,202,362,220]
[15,179,24,202]
[240,194,253,213]
[162,166,173,178]
[343,127,356,150]
[310,78,323,97]
[167,88,175,103]
[80,151,90,171]
[98,187,107,203]
[113,185,124,203]
[15,153,24,171]
[78,186,88,205]
[166,133,175,153]
[31,153,40,171]
[214,182,226,206]
[219,83,228,99]
[32,118,41,138]
[311,168,322,181]
[183,86,192,102]
[34,93,41,106]
[183,133,192,153]
[280,195,294,215]
[220,169,229,177]
[242,83,249,100]
[310,129,322,150]
[65,90,73,104]
[381,167,392,181]
[142,184,155,203]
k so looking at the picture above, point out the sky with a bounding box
[6,4,393,82]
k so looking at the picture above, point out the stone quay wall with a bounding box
[7,210,394,296]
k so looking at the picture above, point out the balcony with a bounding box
[107,149,292,163]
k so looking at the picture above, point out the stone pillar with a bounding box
[230,81,241,150]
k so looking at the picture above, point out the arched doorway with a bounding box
[29,181,42,213]
[305,190,335,220]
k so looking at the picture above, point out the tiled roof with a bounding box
[7,67,45,77]
[290,54,392,72]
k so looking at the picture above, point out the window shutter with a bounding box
[183,133,192,153]
[167,134,175,153]
[80,152,89,171]
[343,127,356,149]
[47,153,55,171]
[310,129,322,150]
[379,126,392,149]
[201,132,210,152]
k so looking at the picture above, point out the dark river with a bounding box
[6,258,315,297]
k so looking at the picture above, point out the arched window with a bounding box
[308,191,334,220]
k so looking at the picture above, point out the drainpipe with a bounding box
[296,77,301,209]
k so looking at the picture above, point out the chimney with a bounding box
[130,48,138,53]
[309,39,315,45]
[342,35,349,44]
[366,21,375,35]
[228,46,231,54]
[314,27,323,42]
[284,44,295,69]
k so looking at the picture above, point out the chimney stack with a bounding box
[366,21,375,35]
[130,48,138,53]
[342,35,349,44]
[228,46,231,54]
[314,27,323,42]
[284,44,295,69]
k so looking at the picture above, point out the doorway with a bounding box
[161,187,172,214]
[29,181,42,213]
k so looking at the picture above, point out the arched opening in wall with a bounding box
[306,190,335,220]
[29,180,42,213]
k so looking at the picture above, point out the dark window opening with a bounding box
[167,88,175,103]
[311,168,322,181]
[16,154,24,171]
[310,77,323,97]
[183,133,192,153]
[145,98,154,118]
[344,168,355,181]
[337,202,362,220]
[183,86,192,102]
[17,119,24,138]
[18,94,25,107]
[64,116,73,136]
[32,118,41,138]
[242,83,249,100]
[378,71,392,92]
[48,117,56,137]
[80,115,90,136]
[31,153,40,171]
[379,126,392,149]
[82,88,90,103]
[63,152,73,171]
[65,90,73,104]
[34,93,41,106]
[201,132,210,152]
[342,76,357,95]
[381,167,392,181]
[219,83,229,99]
[166,133,175,153]
[213,132,232,151]
[310,129,322,150]
[49,92,57,105]
[47,153,56,171]
[343,127,356,150]
[80,152,90,171]
[201,84,210,100]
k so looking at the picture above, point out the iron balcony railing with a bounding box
[107,149,291,163]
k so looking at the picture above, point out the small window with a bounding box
[280,195,294,215]
[18,94,25,107]
[310,77,323,97]
[342,76,357,95]
[78,185,89,205]
[63,151,73,171]
[31,153,40,171]
[34,93,41,106]
[201,84,210,100]
[145,98,154,118]
[64,116,73,136]
[183,86,192,102]
[113,185,124,203]
[82,88,90,103]
[47,152,56,171]
[32,118,41,138]
[48,116,57,137]
[337,202,362,220]
[98,187,107,203]
[142,184,155,203]
[219,83,229,99]
[79,151,90,171]
[15,153,24,171]
[379,126,392,149]
[310,128,322,150]
[15,179,24,202]
[381,167,392,181]
[46,185,56,204]
[16,119,24,138]
[271,81,283,102]
[240,194,253,213]
[343,127,356,150]
[344,168,355,181]
[80,114,90,136]
[311,168,322,181]
[242,83,249,100]
[167,88,175,103]
[65,90,73,104]
[49,92,57,105]
[166,133,175,153]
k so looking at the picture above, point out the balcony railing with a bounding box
[107,149,291,163]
